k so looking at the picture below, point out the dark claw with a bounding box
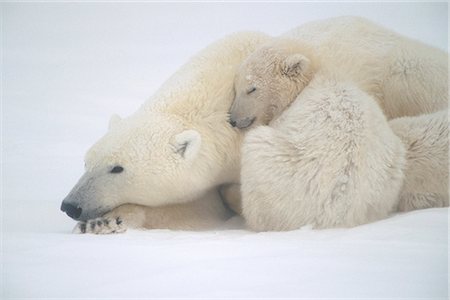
[90,221,96,230]
[116,217,122,225]
[97,220,102,226]
[103,219,110,226]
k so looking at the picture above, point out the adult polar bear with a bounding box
[60,17,447,234]
[61,31,272,233]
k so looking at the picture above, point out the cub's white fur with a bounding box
[390,111,449,212]
[241,76,406,230]
[233,17,448,231]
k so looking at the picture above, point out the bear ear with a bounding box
[281,54,310,77]
[108,114,122,131]
[173,130,202,161]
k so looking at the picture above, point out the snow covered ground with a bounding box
[2,2,448,298]
[3,209,449,298]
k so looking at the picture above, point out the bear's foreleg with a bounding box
[72,204,143,234]
[73,189,233,234]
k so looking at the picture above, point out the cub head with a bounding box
[229,39,315,129]
[61,112,210,221]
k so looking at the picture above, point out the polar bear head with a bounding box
[60,31,270,221]
[61,113,202,220]
[229,39,316,129]
[61,110,241,221]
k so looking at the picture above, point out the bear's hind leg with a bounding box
[389,110,449,211]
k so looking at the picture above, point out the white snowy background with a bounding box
[2,2,448,298]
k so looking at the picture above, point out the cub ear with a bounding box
[108,114,122,131]
[281,54,310,77]
[173,130,202,160]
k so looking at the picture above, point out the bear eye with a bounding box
[110,166,124,174]
[247,87,256,94]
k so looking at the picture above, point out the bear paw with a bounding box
[73,216,127,234]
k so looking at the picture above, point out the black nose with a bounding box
[61,202,82,219]
[229,120,237,127]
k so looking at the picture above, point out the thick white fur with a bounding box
[232,17,447,127]
[236,17,448,231]
[241,107,449,231]
[390,111,449,211]
[282,16,448,118]
[69,32,271,233]
[69,17,447,234]
[241,76,407,230]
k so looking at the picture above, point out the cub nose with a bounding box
[229,117,256,129]
[60,202,82,219]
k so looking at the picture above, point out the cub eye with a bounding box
[110,166,124,174]
[247,87,256,94]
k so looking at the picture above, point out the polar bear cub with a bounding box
[232,39,447,230]
[240,75,407,230]
[231,39,408,230]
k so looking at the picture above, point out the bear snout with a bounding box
[60,201,82,220]
[229,119,237,127]
[229,115,256,129]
